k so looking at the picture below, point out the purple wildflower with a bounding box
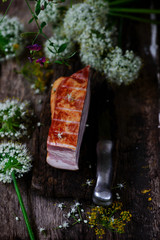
[26,44,42,51]
[28,56,34,63]
[36,57,46,66]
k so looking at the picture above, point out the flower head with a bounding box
[117,183,126,189]
[57,132,63,139]
[86,179,94,187]
[37,1,66,26]
[79,26,116,71]
[57,202,65,210]
[85,0,109,11]
[63,3,107,41]
[13,43,19,50]
[26,44,42,51]
[39,227,46,233]
[70,207,76,213]
[62,221,69,228]
[0,14,24,61]
[87,202,132,237]
[116,193,120,200]
[0,142,32,183]
[103,47,142,85]
[15,216,20,221]
[0,99,33,140]
[37,122,41,127]
[66,93,74,102]
[74,202,81,207]
[36,57,46,66]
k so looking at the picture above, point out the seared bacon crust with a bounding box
[47,66,90,170]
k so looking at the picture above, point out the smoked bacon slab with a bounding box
[47,66,90,170]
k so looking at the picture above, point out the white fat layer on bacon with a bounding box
[47,146,78,170]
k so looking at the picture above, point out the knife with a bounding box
[92,80,113,206]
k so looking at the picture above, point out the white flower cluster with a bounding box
[0,99,32,139]
[65,201,87,226]
[84,0,109,14]
[0,14,24,61]
[38,2,64,26]
[58,221,69,229]
[44,36,74,61]
[0,142,32,183]
[63,3,107,41]
[57,201,88,229]
[38,0,55,8]
[103,47,142,85]
[57,202,65,210]
[79,26,116,71]
[42,0,142,85]
[62,1,142,84]
[38,0,49,7]
[86,179,94,187]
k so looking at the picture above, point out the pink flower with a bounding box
[36,57,46,66]
[26,44,42,51]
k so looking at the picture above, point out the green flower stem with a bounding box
[77,207,82,221]
[24,0,40,30]
[24,0,59,51]
[118,17,123,48]
[0,0,14,24]
[109,11,160,24]
[24,0,71,63]
[24,0,43,44]
[108,0,134,6]
[11,171,35,240]
[110,7,160,14]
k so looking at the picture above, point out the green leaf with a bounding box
[58,42,68,53]
[0,34,8,46]
[64,61,70,67]
[20,32,38,38]
[44,2,47,10]
[39,21,46,33]
[35,0,41,16]
[65,51,77,59]
[48,47,56,54]
[28,17,34,24]
[54,60,63,64]
[55,0,65,2]
[40,21,46,29]
[49,42,54,47]
[0,34,9,55]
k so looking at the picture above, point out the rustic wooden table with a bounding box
[0,1,160,239]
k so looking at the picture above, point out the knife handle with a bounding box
[93,140,113,206]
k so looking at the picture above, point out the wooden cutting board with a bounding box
[31,61,114,199]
